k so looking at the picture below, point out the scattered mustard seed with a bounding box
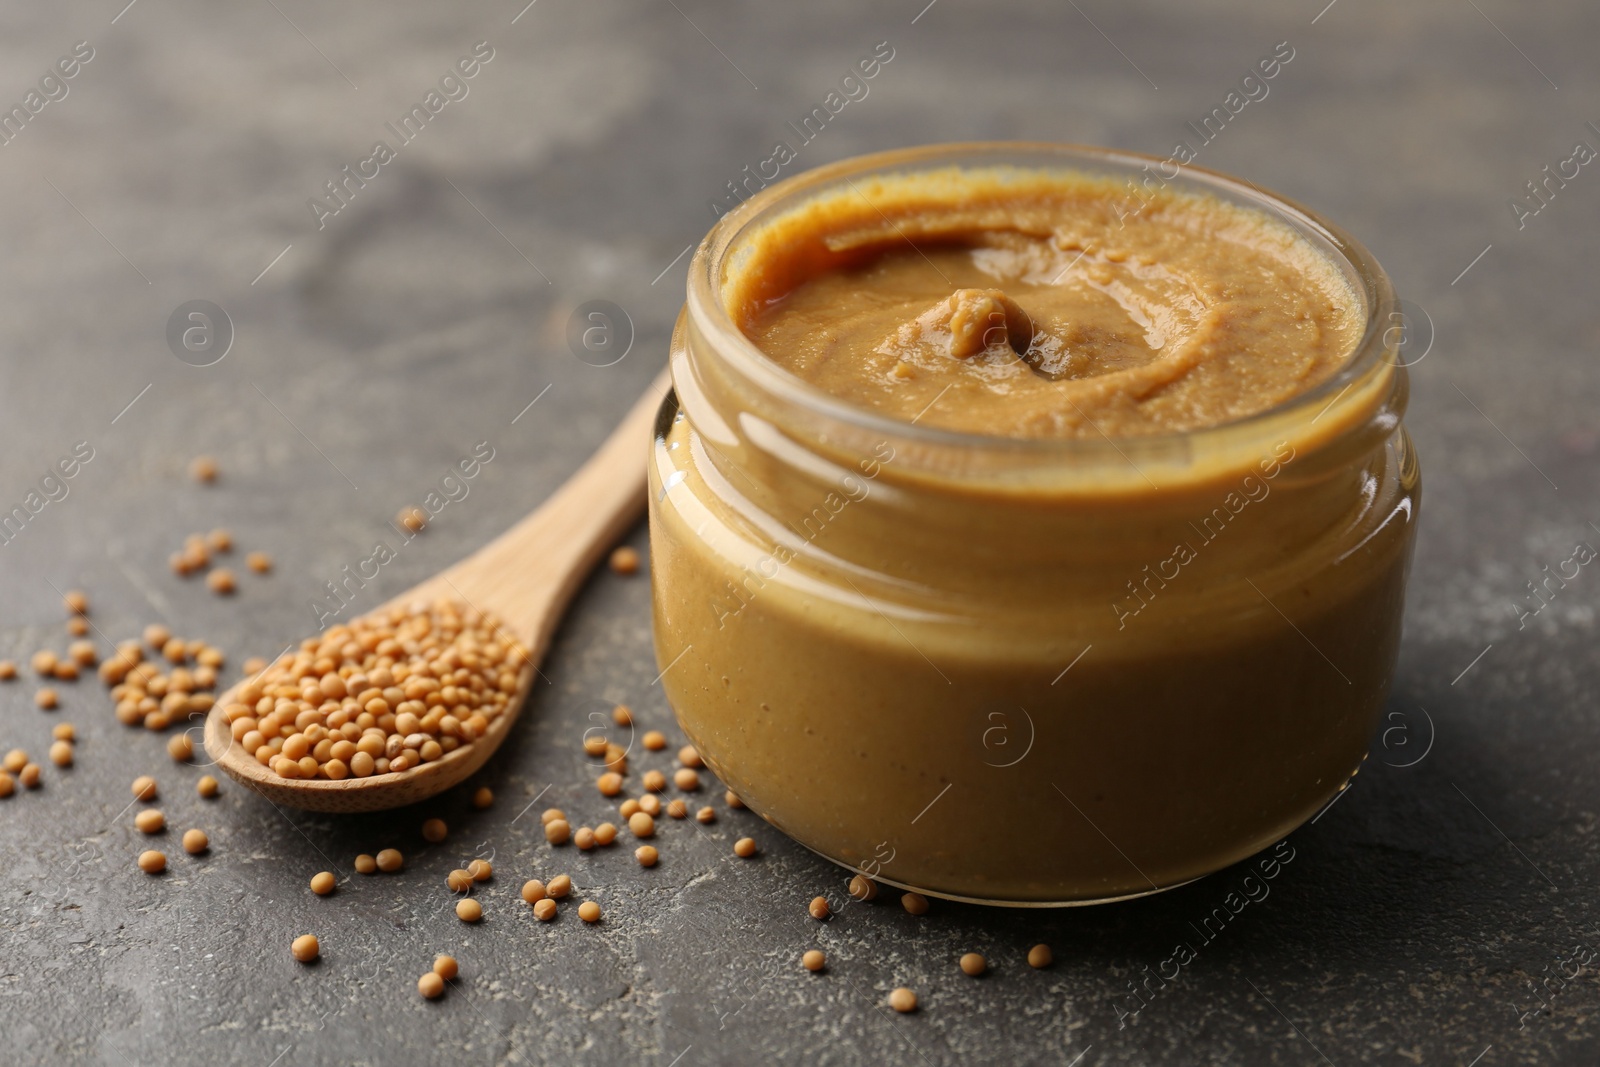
[594,822,618,846]
[421,818,448,843]
[642,730,667,751]
[582,735,608,758]
[398,506,427,533]
[36,688,59,710]
[533,898,557,922]
[0,772,13,797]
[678,745,702,768]
[1028,944,1053,969]
[888,988,917,1013]
[418,971,445,999]
[246,551,272,574]
[31,650,57,676]
[67,617,89,637]
[0,660,15,680]
[628,812,655,839]
[960,953,987,976]
[578,900,602,923]
[597,772,623,797]
[135,809,165,834]
[809,896,831,920]
[726,790,745,809]
[848,875,878,902]
[803,950,826,972]
[612,705,632,727]
[143,624,171,650]
[138,850,166,874]
[354,854,378,875]
[207,528,232,553]
[2,749,24,774]
[575,826,597,851]
[206,569,237,596]
[472,786,493,809]
[52,723,75,742]
[468,859,493,883]
[69,640,97,667]
[545,819,572,845]
[64,590,89,615]
[734,837,757,858]
[674,768,700,791]
[447,869,474,893]
[376,848,403,873]
[521,879,546,904]
[48,740,72,766]
[132,776,158,801]
[901,892,929,916]
[635,845,659,867]
[619,799,641,819]
[241,656,266,676]
[642,770,667,793]
[609,546,640,575]
[311,872,336,896]
[52,661,79,681]
[167,734,193,762]
[18,763,40,788]
[182,829,209,854]
[433,955,458,980]
[547,874,571,899]
[455,899,483,923]
[666,799,688,820]
[190,455,219,483]
[197,775,219,798]
[696,806,716,824]
[291,934,319,962]
[541,808,567,826]
[638,794,662,818]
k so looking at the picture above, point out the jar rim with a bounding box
[685,141,1399,461]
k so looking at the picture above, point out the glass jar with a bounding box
[648,143,1420,905]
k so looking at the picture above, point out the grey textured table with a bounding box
[1,1,1597,1064]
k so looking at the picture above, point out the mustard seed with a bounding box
[354,854,377,875]
[642,730,666,751]
[455,899,482,923]
[609,546,640,575]
[582,735,608,758]
[597,772,623,796]
[678,745,702,768]
[135,809,165,833]
[628,812,655,839]
[2,750,24,774]
[0,772,12,797]
[547,873,571,899]
[540,808,566,826]
[545,819,572,845]
[696,806,715,824]
[575,826,596,851]
[19,763,40,789]
[612,705,632,727]
[182,829,209,854]
[132,775,157,801]
[138,850,166,874]
[197,775,219,798]
[161,638,186,664]
[291,934,319,962]
[673,768,700,791]
[433,955,458,980]
[809,896,831,920]
[803,950,826,972]
[734,837,757,858]
[31,650,57,675]
[848,875,878,902]
[207,528,232,553]
[642,770,666,792]
[638,794,662,817]
[447,869,474,893]
[242,656,266,676]
[311,872,336,895]
[398,506,427,533]
[49,740,72,766]
[472,786,493,809]
[578,900,602,923]
[0,660,15,680]
[143,624,170,650]
[421,818,447,843]
[666,799,688,819]
[1028,944,1053,969]
[376,848,403,873]
[418,971,445,999]
[726,790,745,809]
[960,953,987,976]
[521,879,546,904]
[901,892,929,916]
[67,617,89,636]
[594,822,618,846]
[206,569,237,596]
[889,988,917,1013]
[69,640,97,667]
[635,845,659,867]
[533,898,557,921]
[190,455,219,483]
[36,688,59,710]
[167,734,193,762]
[468,859,493,883]
[619,798,641,819]
[52,661,79,681]
[246,551,272,574]
[64,590,89,615]
[52,723,75,742]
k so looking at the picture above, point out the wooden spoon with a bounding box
[202,370,669,812]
